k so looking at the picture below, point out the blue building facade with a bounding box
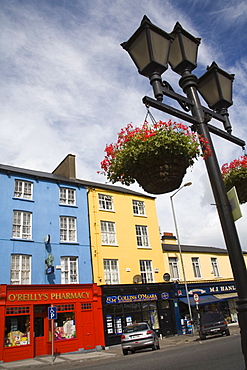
[0,155,93,285]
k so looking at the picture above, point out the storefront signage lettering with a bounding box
[209,285,236,293]
[179,284,236,297]
[7,291,90,302]
[106,293,158,304]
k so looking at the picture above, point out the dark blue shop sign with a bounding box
[106,293,158,304]
[176,282,236,298]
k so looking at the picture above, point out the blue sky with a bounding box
[1,0,247,250]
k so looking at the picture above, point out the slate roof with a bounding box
[0,163,154,198]
[162,243,231,254]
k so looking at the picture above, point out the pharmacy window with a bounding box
[5,307,30,347]
[54,305,76,340]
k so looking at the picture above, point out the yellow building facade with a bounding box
[87,186,165,285]
[162,234,235,282]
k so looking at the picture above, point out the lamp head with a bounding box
[121,15,173,78]
[198,61,234,111]
[169,22,201,75]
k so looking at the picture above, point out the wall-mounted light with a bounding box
[44,234,50,244]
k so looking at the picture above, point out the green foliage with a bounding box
[100,120,202,186]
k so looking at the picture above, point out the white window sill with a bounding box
[101,244,119,247]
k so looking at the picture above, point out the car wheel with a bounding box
[199,331,206,340]
[152,342,156,351]
[122,349,128,356]
[225,329,230,336]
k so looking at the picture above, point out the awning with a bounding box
[213,292,238,300]
[179,293,237,306]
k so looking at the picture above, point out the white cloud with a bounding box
[0,0,246,251]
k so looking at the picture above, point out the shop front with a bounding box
[0,284,104,363]
[174,279,238,332]
[101,283,179,346]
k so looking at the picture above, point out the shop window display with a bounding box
[5,309,30,347]
[54,311,76,340]
[142,302,159,330]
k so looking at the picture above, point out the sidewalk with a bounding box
[0,324,239,369]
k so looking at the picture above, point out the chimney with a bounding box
[52,154,76,179]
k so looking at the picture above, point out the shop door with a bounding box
[160,301,174,336]
[81,310,94,350]
[34,305,50,356]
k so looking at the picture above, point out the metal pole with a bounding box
[179,71,247,368]
[170,185,194,335]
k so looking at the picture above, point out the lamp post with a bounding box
[170,182,194,335]
[122,16,247,366]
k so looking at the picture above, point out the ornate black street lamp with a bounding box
[170,182,194,335]
[122,16,247,367]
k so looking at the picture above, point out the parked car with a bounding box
[199,312,230,340]
[121,322,160,355]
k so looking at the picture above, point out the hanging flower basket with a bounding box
[100,120,208,195]
[221,156,247,204]
[130,153,188,194]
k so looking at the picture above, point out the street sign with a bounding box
[227,186,242,222]
[193,293,200,302]
[48,306,57,320]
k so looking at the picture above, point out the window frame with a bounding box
[59,187,76,206]
[14,180,33,200]
[132,200,146,216]
[103,259,120,284]
[211,257,221,277]
[60,256,79,284]
[10,254,31,284]
[168,257,180,280]
[135,225,149,248]
[139,260,154,284]
[191,257,202,278]
[60,216,77,243]
[12,211,32,240]
[98,194,114,211]
[100,221,117,245]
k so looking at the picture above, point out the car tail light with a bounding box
[146,330,152,334]
[121,335,125,339]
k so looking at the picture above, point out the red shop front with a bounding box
[0,284,105,363]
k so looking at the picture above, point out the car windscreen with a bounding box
[201,313,224,324]
[123,324,148,333]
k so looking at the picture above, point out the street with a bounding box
[15,329,245,370]
[67,334,244,370]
